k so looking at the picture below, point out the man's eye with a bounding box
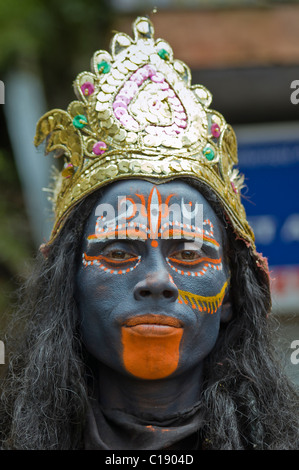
[173,250,201,261]
[105,250,133,260]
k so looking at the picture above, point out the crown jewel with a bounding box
[34,16,254,247]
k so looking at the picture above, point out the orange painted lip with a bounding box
[129,324,183,336]
[123,314,183,328]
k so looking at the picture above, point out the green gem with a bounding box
[97,60,110,73]
[158,48,169,60]
[203,145,215,161]
[73,114,87,129]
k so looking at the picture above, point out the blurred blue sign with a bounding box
[238,139,299,267]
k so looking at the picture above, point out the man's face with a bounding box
[76,180,231,380]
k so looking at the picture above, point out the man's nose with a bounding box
[133,270,179,302]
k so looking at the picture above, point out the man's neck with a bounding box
[96,362,203,419]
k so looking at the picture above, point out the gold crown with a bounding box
[34,16,254,247]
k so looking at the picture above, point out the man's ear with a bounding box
[220,291,233,323]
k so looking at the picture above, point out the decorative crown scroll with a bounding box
[34,16,254,247]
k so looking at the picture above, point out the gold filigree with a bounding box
[34,16,255,248]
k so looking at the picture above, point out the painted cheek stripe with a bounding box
[178,280,228,314]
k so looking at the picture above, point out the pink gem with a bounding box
[129,71,144,86]
[122,81,138,93]
[115,94,130,105]
[114,107,127,119]
[124,84,136,97]
[129,65,157,87]
[113,100,127,110]
[120,115,139,130]
[120,89,133,100]
[93,141,107,155]
[211,123,221,138]
[81,81,95,96]
[137,68,148,81]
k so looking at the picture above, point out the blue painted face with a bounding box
[76,180,231,380]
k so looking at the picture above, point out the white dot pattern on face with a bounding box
[83,215,221,275]
[82,253,141,275]
[166,258,223,277]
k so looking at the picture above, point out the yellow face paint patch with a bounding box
[178,280,228,314]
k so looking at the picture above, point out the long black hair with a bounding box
[0,179,298,449]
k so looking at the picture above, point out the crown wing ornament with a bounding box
[35,16,254,247]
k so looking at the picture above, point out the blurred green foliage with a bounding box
[0,0,114,321]
[0,0,114,104]
[0,102,34,326]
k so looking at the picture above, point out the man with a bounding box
[0,16,298,450]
